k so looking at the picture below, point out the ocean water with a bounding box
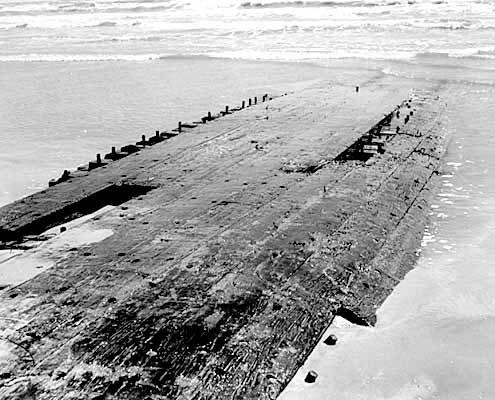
[1,0,495,398]
[0,0,495,61]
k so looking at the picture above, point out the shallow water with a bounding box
[280,82,495,399]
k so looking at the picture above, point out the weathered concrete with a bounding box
[0,79,449,400]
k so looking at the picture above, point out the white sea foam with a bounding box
[1,0,495,63]
[0,52,168,61]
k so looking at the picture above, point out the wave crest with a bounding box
[240,0,383,8]
[96,21,117,27]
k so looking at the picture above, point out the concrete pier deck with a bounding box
[0,78,448,399]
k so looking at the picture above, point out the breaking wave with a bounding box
[3,46,495,64]
[96,21,117,27]
[240,0,388,8]
[1,0,495,67]
[0,53,166,61]
[0,1,175,17]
